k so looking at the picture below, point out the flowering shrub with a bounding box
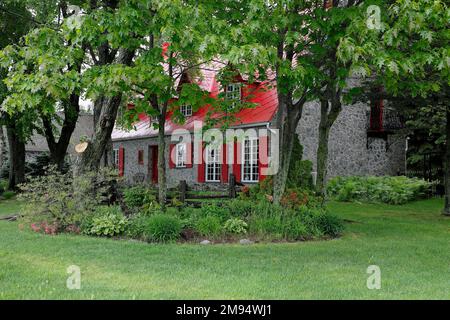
[18,166,120,234]
[30,221,59,235]
[280,189,309,209]
[65,224,81,234]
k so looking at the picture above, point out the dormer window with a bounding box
[225,83,241,102]
[180,104,192,117]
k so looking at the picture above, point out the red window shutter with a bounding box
[169,144,176,169]
[118,146,125,177]
[186,142,193,168]
[258,135,269,181]
[138,149,144,165]
[378,98,384,130]
[233,140,241,182]
[197,142,205,183]
[221,143,228,183]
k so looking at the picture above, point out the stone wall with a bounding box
[367,134,406,176]
[297,101,406,181]
[113,130,265,188]
[115,105,407,188]
[113,136,198,187]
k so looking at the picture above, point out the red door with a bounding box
[151,146,158,184]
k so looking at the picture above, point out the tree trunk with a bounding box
[103,137,113,167]
[272,95,303,204]
[42,94,80,171]
[443,106,450,216]
[315,82,342,195]
[157,113,167,208]
[6,123,25,190]
[75,48,134,176]
[0,126,4,169]
[316,100,331,195]
[75,95,122,175]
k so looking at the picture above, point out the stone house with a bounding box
[112,69,406,188]
[0,112,94,167]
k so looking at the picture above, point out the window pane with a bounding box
[242,138,259,182]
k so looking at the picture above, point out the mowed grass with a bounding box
[0,198,22,217]
[0,198,449,299]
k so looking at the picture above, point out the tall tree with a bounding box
[1,1,87,173]
[0,0,33,189]
[67,0,137,175]
[86,0,216,205]
[341,0,449,214]
[312,0,381,195]
[210,0,371,202]
[1,0,134,175]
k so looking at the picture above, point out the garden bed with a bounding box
[15,170,344,244]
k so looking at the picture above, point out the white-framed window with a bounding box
[225,83,241,103]
[176,143,187,168]
[242,137,259,183]
[180,104,192,117]
[205,145,221,182]
[113,149,119,168]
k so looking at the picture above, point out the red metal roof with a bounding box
[112,67,278,141]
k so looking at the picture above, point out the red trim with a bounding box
[233,140,241,182]
[197,142,205,183]
[258,136,269,181]
[138,149,144,165]
[221,143,228,183]
[169,144,176,169]
[378,98,384,131]
[186,142,193,168]
[151,146,158,184]
[118,146,124,177]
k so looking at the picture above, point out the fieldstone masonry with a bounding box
[114,99,406,186]
[297,101,406,182]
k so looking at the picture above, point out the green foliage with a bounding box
[225,199,255,218]
[195,215,222,238]
[125,214,151,240]
[18,166,119,231]
[288,160,314,189]
[327,176,432,204]
[123,186,156,210]
[146,214,182,243]
[86,206,127,237]
[247,200,343,241]
[223,218,247,234]
[1,190,15,200]
[200,203,230,222]
[126,207,181,241]
[287,136,314,190]
[280,188,322,209]
[256,175,274,197]
[0,179,7,193]
[27,153,69,177]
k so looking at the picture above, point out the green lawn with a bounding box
[0,198,449,299]
[0,198,22,217]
